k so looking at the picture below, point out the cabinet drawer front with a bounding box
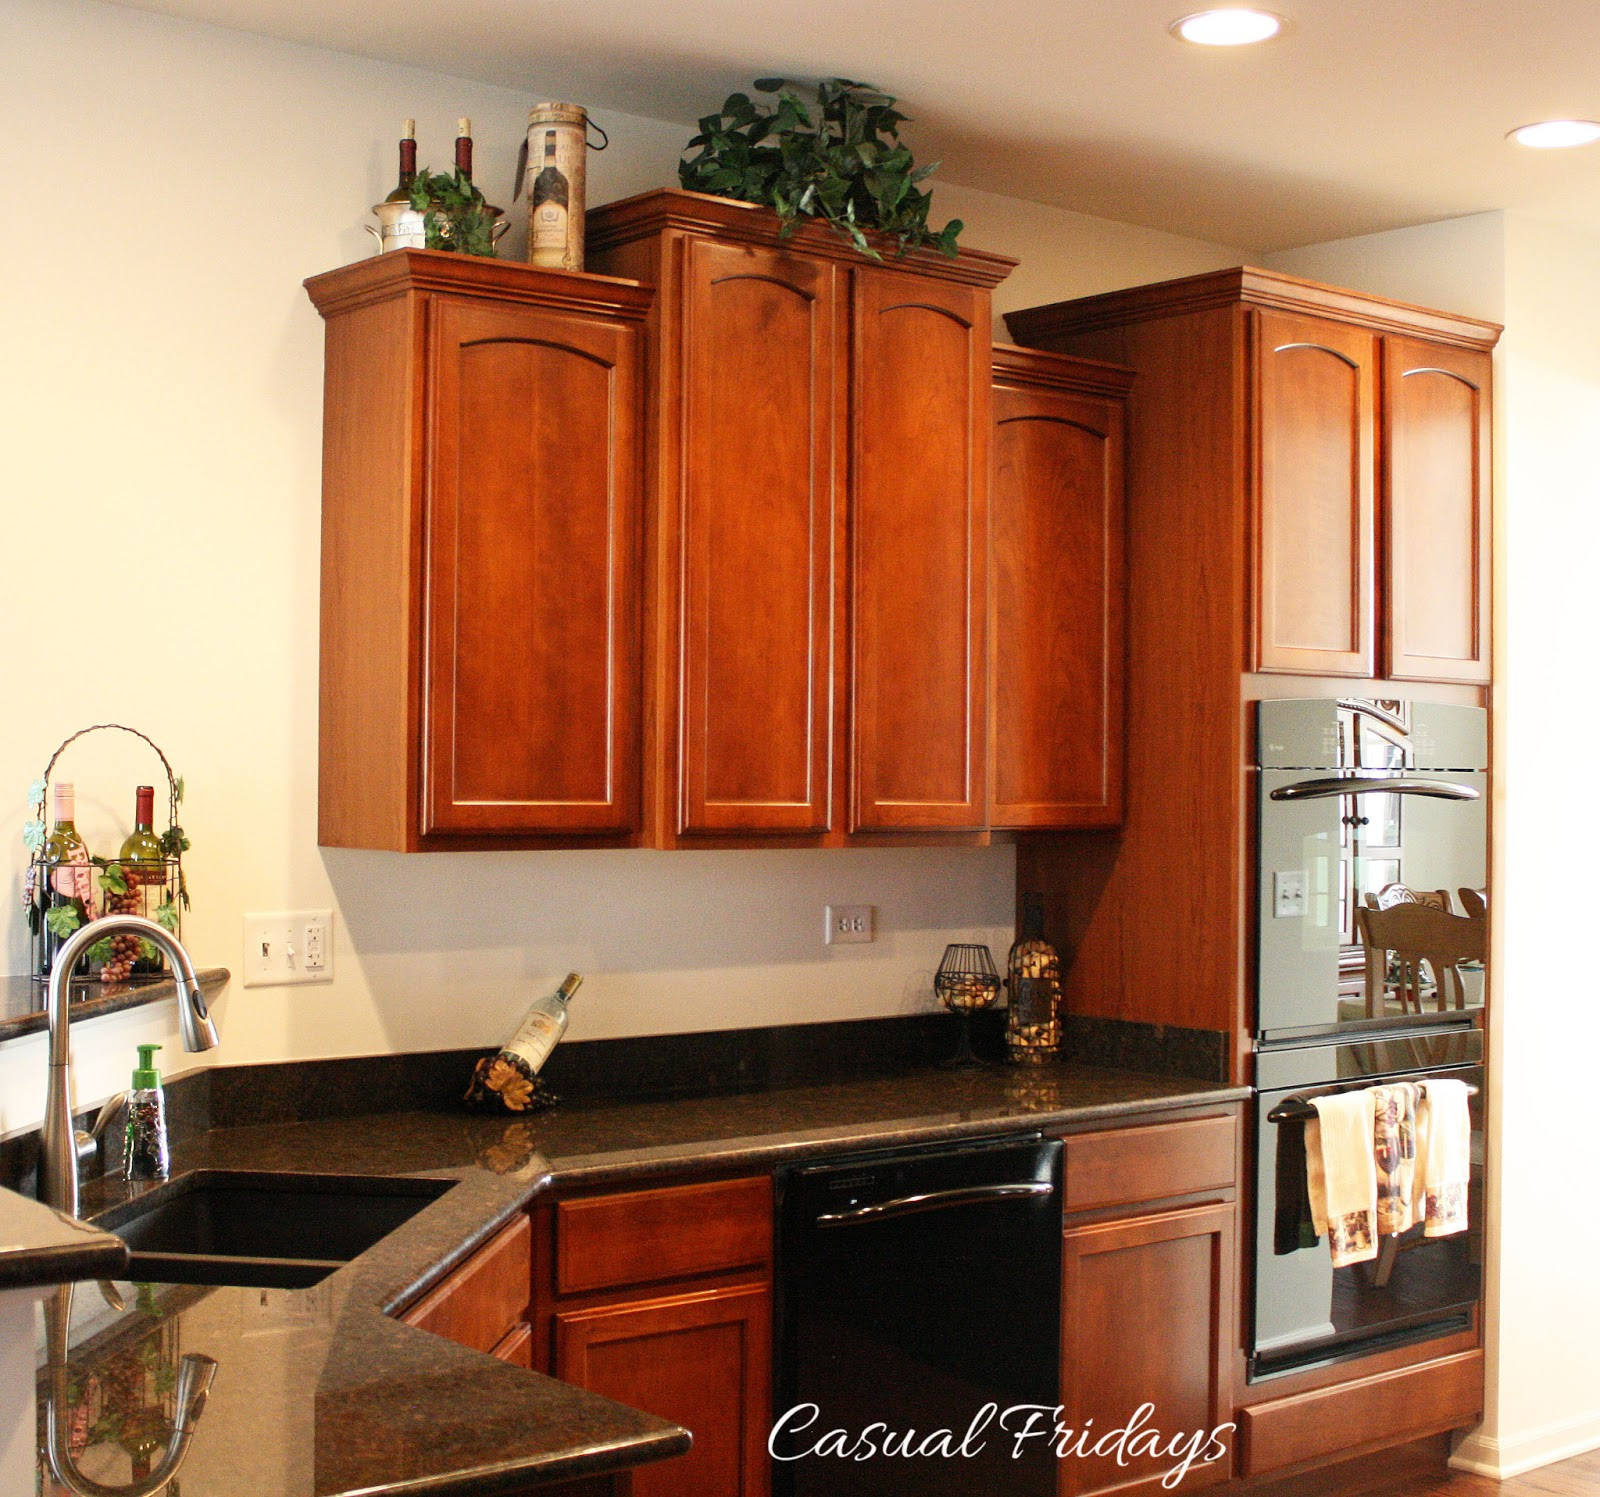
[492,1320,534,1369]
[423,294,643,836]
[1252,310,1377,677]
[1064,1115,1236,1213]
[402,1213,531,1353]
[851,269,990,831]
[1383,337,1491,684]
[1239,1349,1483,1475]
[555,1176,772,1295]
[678,237,840,836]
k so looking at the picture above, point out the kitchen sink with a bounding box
[101,1171,457,1288]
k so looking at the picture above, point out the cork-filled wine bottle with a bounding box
[1005,894,1063,1064]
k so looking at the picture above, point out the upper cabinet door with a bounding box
[851,269,990,831]
[423,295,642,836]
[1252,311,1378,677]
[677,238,840,835]
[989,372,1126,829]
[1382,337,1492,683]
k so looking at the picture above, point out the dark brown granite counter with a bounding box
[37,1061,1244,1496]
[0,1185,126,1290]
[0,967,231,1044]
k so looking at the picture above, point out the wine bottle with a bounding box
[41,784,94,978]
[454,117,473,179]
[464,973,582,1113]
[384,118,418,202]
[118,786,166,973]
[530,130,571,267]
[1005,893,1063,1064]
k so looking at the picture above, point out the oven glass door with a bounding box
[1257,768,1486,1042]
[1251,1061,1483,1378]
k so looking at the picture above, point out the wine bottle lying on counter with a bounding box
[464,972,582,1113]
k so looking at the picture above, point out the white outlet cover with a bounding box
[243,910,334,987]
[825,904,875,945]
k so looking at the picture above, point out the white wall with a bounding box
[1267,212,1600,1479]
[0,0,1247,1135]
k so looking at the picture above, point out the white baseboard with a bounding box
[1451,1411,1600,1479]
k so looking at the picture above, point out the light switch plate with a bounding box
[825,904,875,945]
[1272,872,1307,920]
[243,910,334,987]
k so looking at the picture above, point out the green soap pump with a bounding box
[124,1042,169,1181]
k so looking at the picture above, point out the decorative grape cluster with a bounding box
[100,885,143,983]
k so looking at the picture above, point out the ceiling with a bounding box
[110,0,1600,251]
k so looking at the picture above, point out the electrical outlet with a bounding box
[243,910,334,987]
[1272,872,1308,920]
[825,904,875,945]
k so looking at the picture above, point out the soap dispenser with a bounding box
[124,1043,170,1181]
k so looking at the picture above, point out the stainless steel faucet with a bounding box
[41,915,219,1216]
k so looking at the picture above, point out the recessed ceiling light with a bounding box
[1507,119,1600,149]
[1170,9,1284,46]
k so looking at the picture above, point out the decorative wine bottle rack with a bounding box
[23,723,189,987]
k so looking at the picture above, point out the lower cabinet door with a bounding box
[554,1282,771,1497]
[1060,1204,1235,1496]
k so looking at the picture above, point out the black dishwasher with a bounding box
[774,1135,1062,1497]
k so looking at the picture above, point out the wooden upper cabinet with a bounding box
[304,251,651,850]
[1383,337,1492,683]
[1252,310,1378,677]
[424,295,643,836]
[851,269,991,831]
[587,190,1015,843]
[989,347,1131,830]
[677,238,840,836]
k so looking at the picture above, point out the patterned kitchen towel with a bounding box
[1274,1113,1320,1255]
[1418,1079,1471,1237]
[1372,1081,1419,1236]
[1307,1089,1379,1267]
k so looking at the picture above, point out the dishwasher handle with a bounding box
[814,1181,1054,1227]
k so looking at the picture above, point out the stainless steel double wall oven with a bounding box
[1250,699,1487,1378]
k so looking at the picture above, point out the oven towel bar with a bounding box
[1268,1081,1479,1124]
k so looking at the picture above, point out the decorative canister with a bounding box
[365,198,429,253]
[1005,893,1064,1063]
[523,102,602,271]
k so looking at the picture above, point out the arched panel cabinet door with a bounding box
[989,349,1130,830]
[423,293,643,836]
[1251,311,1378,677]
[851,269,990,832]
[1382,337,1492,684]
[677,238,840,836]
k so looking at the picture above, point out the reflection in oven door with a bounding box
[1251,1056,1484,1379]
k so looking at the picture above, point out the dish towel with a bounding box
[1273,1114,1320,1255]
[1416,1079,1472,1237]
[1307,1089,1379,1266]
[1371,1081,1419,1236]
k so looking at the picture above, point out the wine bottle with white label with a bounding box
[464,973,582,1113]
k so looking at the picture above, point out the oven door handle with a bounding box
[1268,1078,1480,1123]
[1269,776,1480,803]
[813,1182,1054,1227]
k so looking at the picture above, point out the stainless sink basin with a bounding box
[100,1171,456,1288]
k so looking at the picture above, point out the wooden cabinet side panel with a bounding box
[990,379,1126,828]
[1252,311,1377,676]
[1383,338,1492,683]
[555,1283,772,1497]
[677,238,839,835]
[422,295,643,836]
[851,270,990,830]
[401,1213,533,1354]
[317,293,420,850]
[1060,1204,1236,1496]
[1015,309,1246,1036]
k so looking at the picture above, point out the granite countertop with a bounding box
[41,1062,1246,1497]
[0,1185,127,1291]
